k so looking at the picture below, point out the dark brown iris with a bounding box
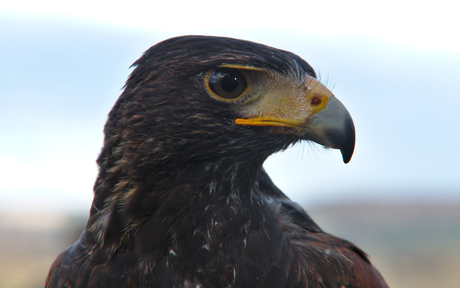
[208,68,247,99]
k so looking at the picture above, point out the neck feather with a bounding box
[85,158,267,253]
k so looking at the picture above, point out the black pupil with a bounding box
[221,74,239,92]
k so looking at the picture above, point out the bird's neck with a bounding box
[85,158,269,254]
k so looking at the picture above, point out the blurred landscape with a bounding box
[1,201,459,288]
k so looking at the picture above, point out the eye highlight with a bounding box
[207,68,247,100]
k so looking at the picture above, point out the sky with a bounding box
[1,0,459,213]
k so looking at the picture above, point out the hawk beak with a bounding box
[302,95,355,163]
[235,76,355,163]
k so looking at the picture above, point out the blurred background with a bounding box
[1,1,459,287]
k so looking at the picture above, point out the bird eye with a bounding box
[208,68,247,100]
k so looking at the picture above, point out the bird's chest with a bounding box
[142,200,287,287]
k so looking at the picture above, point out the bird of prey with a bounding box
[46,36,388,287]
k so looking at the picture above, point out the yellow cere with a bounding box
[235,74,333,128]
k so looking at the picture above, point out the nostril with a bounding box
[311,96,322,106]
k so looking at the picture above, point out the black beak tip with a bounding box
[341,144,354,164]
[339,123,355,164]
[328,118,355,164]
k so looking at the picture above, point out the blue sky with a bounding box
[1,1,459,213]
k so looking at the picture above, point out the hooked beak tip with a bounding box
[306,96,356,164]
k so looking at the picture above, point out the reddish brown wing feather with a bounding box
[289,233,389,288]
[260,172,388,287]
[339,243,389,288]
